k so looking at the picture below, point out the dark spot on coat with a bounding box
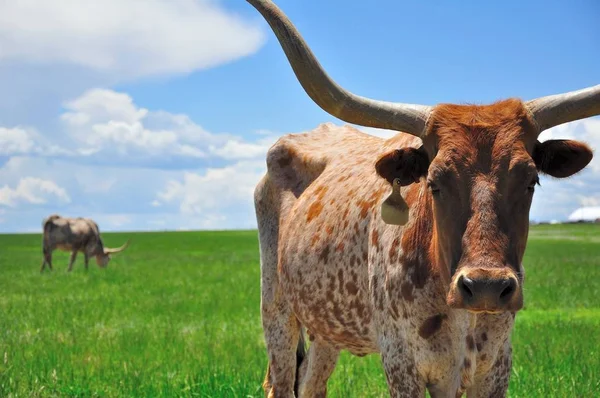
[419,314,446,339]
[319,245,330,264]
[401,282,414,302]
[346,282,358,295]
[466,335,476,351]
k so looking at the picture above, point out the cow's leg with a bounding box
[466,342,512,398]
[84,253,90,270]
[297,338,339,398]
[67,250,78,272]
[40,253,47,272]
[256,175,303,398]
[262,304,302,398]
[41,248,53,272]
[379,338,425,398]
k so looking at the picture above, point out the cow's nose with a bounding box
[457,275,517,309]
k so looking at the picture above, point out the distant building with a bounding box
[567,207,600,223]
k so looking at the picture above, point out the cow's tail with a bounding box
[294,325,307,396]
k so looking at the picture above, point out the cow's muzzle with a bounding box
[447,268,523,313]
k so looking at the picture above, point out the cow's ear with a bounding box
[375,146,430,185]
[376,147,429,226]
[533,139,593,178]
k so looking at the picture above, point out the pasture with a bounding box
[0,224,599,397]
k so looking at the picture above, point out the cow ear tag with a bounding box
[381,178,409,225]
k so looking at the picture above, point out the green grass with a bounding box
[0,224,599,397]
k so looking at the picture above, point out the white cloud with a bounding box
[209,137,277,160]
[156,160,265,215]
[0,177,70,207]
[61,89,207,159]
[56,88,277,165]
[0,127,36,155]
[0,0,265,79]
[2,88,279,167]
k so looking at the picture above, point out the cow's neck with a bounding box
[398,182,449,294]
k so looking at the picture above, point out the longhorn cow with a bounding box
[249,0,599,396]
[41,214,130,272]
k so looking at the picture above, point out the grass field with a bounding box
[1,224,599,397]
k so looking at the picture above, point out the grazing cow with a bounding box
[41,214,130,272]
[248,0,599,397]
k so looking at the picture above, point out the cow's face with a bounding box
[376,99,593,313]
[95,254,111,268]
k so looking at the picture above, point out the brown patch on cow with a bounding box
[466,335,476,351]
[371,230,379,247]
[346,281,358,295]
[389,237,400,263]
[476,342,483,352]
[358,200,371,219]
[319,245,330,264]
[481,332,488,341]
[418,314,446,339]
[336,242,345,252]
[480,353,487,361]
[401,282,414,302]
[307,201,324,222]
[326,225,334,235]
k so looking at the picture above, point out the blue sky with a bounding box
[0,0,599,232]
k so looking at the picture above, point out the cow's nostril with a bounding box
[459,275,474,298]
[499,279,516,299]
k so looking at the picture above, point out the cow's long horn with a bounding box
[526,84,600,133]
[246,0,432,137]
[104,240,130,254]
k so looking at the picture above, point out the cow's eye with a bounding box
[527,176,540,193]
[427,180,440,195]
